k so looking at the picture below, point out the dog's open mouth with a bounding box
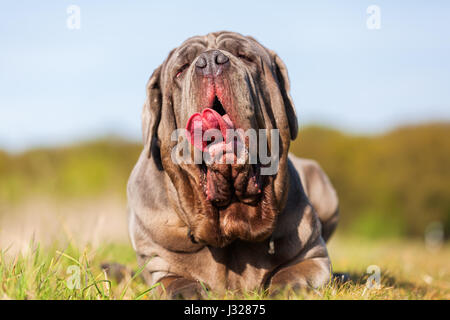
[186,96,264,208]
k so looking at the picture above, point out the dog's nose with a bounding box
[215,52,229,65]
[195,50,229,77]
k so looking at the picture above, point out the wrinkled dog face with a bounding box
[143,31,298,247]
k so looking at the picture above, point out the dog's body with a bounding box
[127,31,339,297]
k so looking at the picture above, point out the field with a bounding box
[1,235,448,300]
[0,123,449,300]
[0,198,449,300]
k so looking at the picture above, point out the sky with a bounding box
[0,1,449,152]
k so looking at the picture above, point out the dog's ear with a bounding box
[142,65,163,159]
[270,53,298,140]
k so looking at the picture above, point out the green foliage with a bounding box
[0,137,141,205]
[290,123,450,238]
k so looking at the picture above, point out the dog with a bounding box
[127,31,339,298]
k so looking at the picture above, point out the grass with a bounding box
[1,236,448,300]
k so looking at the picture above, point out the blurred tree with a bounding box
[290,123,450,238]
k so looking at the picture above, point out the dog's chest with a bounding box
[187,238,296,291]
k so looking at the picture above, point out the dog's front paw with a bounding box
[163,277,208,300]
[268,257,331,297]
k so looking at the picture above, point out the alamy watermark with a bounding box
[66,265,81,290]
[366,5,381,30]
[424,221,444,252]
[66,5,81,30]
[365,265,381,289]
[171,128,280,175]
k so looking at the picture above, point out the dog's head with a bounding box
[142,31,298,247]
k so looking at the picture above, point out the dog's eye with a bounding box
[237,53,253,63]
[176,64,189,78]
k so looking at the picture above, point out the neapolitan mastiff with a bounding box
[127,31,339,298]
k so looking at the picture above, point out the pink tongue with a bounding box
[186,108,234,151]
[186,109,255,203]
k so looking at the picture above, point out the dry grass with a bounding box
[0,198,448,300]
[0,196,129,255]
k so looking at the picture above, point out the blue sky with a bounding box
[1,1,449,151]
